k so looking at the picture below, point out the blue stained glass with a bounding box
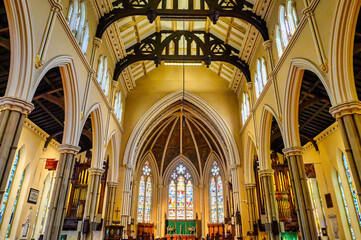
[169,180,176,219]
[217,176,224,223]
[177,176,185,219]
[342,154,361,225]
[210,177,217,223]
[338,174,355,239]
[144,177,152,222]
[137,176,145,222]
[39,173,54,234]
[6,169,25,237]
[210,162,224,223]
[186,181,193,219]
[0,151,20,225]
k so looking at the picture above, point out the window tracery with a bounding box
[209,162,224,223]
[137,162,152,223]
[168,164,194,220]
[255,58,268,98]
[67,0,89,53]
[241,92,250,124]
[114,91,123,123]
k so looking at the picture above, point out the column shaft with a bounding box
[245,184,257,237]
[157,185,163,238]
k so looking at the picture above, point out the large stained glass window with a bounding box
[0,151,20,225]
[342,153,361,225]
[168,164,194,219]
[338,173,355,239]
[210,162,224,223]
[137,162,152,223]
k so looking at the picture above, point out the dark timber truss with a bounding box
[114,30,251,82]
[97,0,269,41]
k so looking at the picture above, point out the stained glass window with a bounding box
[39,173,54,234]
[168,164,194,220]
[6,169,25,237]
[342,154,361,225]
[137,162,152,223]
[210,162,224,223]
[338,173,355,239]
[0,151,20,225]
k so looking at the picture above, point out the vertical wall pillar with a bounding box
[121,164,133,239]
[330,102,361,203]
[230,165,241,239]
[43,144,81,240]
[263,40,274,70]
[157,184,163,238]
[0,97,33,201]
[105,182,118,225]
[283,147,318,240]
[82,167,105,240]
[246,82,254,107]
[199,184,206,238]
[245,183,257,238]
[258,169,278,240]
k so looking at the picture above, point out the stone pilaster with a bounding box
[246,82,254,107]
[258,169,278,240]
[43,144,81,240]
[330,101,361,203]
[230,165,242,239]
[91,37,102,68]
[105,182,118,225]
[263,40,274,70]
[245,183,257,238]
[199,184,205,238]
[283,147,318,240]
[121,164,133,239]
[157,184,163,238]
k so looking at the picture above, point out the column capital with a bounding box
[198,184,204,189]
[246,82,253,90]
[158,184,163,188]
[258,169,274,177]
[230,164,239,170]
[107,181,119,187]
[329,101,361,118]
[93,37,102,48]
[58,144,81,154]
[126,163,133,170]
[113,80,119,89]
[0,97,34,115]
[244,183,256,189]
[88,167,105,175]
[282,146,303,157]
[262,40,273,51]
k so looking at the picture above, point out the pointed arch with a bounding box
[244,132,258,184]
[106,129,121,181]
[163,155,200,186]
[203,152,227,184]
[135,151,160,186]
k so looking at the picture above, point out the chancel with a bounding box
[1,0,361,240]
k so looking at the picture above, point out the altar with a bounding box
[165,219,200,238]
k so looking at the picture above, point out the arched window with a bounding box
[102,71,111,96]
[68,0,79,31]
[67,0,89,54]
[80,22,90,53]
[261,58,268,86]
[137,162,152,223]
[342,154,361,225]
[279,6,289,48]
[255,58,268,98]
[275,25,283,57]
[75,2,86,41]
[241,92,250,124]
[0,151,20,225]
[6,168,26,237]
[97,56,104,84]
[168,164,194,220]
[114,91,123,123]
[210,162,224,223]
[287,1,297,35]
[97,56,110,96]
[338,172,356,239]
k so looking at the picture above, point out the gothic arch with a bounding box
[244,133,258,184]
[330,0,361,103]
[135,152,160,186]
[3,0,35,99]
[106,129,121,182]
[258,105,283,169]
[30,55,81,146]
[283,58,334,148]
[203,152,227,185]
[162,155,200,186]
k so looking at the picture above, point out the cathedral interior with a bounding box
[0,0,361,239]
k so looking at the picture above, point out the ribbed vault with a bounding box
[137,100,226,176]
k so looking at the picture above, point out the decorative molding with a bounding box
[244,183,256,189]
[88,167,105,175]
[282,146,303,157]
[303,122,339,152]
[58,144,81,154]
[329,101,361,118]
[258,169,274,177]
[0,97,34,115]
[24,118,60,149]
[107,181,119,188]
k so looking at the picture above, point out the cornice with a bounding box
[24,118,60,149]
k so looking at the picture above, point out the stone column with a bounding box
[245,183,257,238]
[263,40,274,70]
[121,164,133,239]
[258,169,278,240]
[199,184,206,238]
[246,82,254,107]
[82,167,105,240]
[105,182,118,226]
[157,184,163,238]
[330,102,361,203]
[283,147,318,240]
[230,165,241,239]
[43,144,81,240]
[0,97,33,200]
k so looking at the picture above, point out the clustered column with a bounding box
[330,102,361,204]
[258,169,278,240]
[121,164,133,239]
[230,165,241,239]
[157,184,163,238]
[199,184,205,238]
[283,147,318,240]
[44,144,81,240]
[0,97,33,201]
[244,183,257,237]
[105,182,119,226]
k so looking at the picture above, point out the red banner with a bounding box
[45,159,58,170]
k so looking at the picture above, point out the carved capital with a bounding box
[112,80,119,89]
[246,82,253,90]
[107,181,119,188]
[244,183,256,189]
[262,40,273,51]
[93,37,102,48]
[282,146,303,157]
[258,169,274,177]
[88,167,105,175]
[329,101,361,118]
[0,97,34,115]
[58,144,81,154]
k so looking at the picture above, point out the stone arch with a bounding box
[30,55,81,146]
[258,105,283,169]
[82,103,104,168]
[135,151,160,186]
[3,0,35,99]
[203,152,227,185]
[105,129,121,182]
[330,0,361,103]
[244,132,258,184]
[283,58,334,148]
[162,155,200,186]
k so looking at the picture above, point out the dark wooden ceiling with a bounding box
[354,9,361,100]
[0,3,92,151]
